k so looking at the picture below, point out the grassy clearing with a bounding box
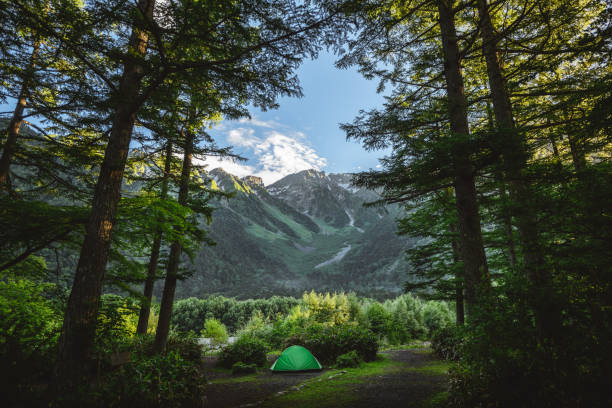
[404,360,452,376]
[262,202,314,242]
[260,355,403,408]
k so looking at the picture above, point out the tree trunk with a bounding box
[487,99,518,270]
[565,109,587,173]
[477,0,559,340]
[0,39,41,190]
[438,0,490,316]
[450,222,465,325]
[498,179,518,269]
[56,0,155,380]
[154,131,194,352]
[136,141,173,335]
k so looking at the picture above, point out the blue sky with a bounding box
[1,50,388,186]
[201,50,388,185]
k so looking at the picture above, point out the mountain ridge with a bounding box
[173,167,415,299]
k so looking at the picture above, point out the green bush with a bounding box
[90,351,206,408]
[0,279,60,403]
[95,294,138,353]
[447,278,612,408]
[218,335,268,368]
[336,350,362,368]
[366,303,392,337]
[431,326,463,360]
[286,323,378,365]
[422,301,453,334]
[128,333,202,364]
[201,318,228,345]
[165,332,203,363]
[231,361,257,375]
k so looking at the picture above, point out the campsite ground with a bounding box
[204,345,450,408]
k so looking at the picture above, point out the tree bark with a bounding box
[438,0,490,316]
[0,39,41,190]
[487,99,518,270]
[450,222,465,325]
[498,178,518,269]
[477,0,559,340]
[154,130,194,352]
[136,141,173,335]
[56,0,155,380]
[565,109,587,173]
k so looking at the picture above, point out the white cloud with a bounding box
[227,128,256,148]
[254,132,327,184]
[237,117,280,129]
[195,155,255,178]
[202,122,328,185]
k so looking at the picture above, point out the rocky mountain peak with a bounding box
[298,169,327,179]
[241,175,264,188]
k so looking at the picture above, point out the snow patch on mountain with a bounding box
[315,244,352,268]
[345,209,364,233]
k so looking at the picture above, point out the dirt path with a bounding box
[204,349,448,408]
[344,350,448,408]
[203,356,324,408]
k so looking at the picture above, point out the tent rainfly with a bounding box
[270,345,323,372]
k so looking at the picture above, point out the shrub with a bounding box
[165,332,203,363]
[128,333,202,364]
[95,294,138,353]
[236,311,273,343]
[231,362,257,375]
[89,351,206,408]
[0,279,60,404]
[218,335,268,368]
[301,291,350,325]
[201,318,228,345]
[336,350,362,368]
[366,303,392,337]
[431,326,463,360]
[286,323,378,365]
[422,301,453,334]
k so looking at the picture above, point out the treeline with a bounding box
[342,0,611,407]
[172,291,454,340]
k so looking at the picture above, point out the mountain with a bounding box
[174,168,416,299]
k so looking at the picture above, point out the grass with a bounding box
[208,348,451,408]
[404,360,452,376]
[259,349,452,408]
[261,354,403,408]
[262,201,314,242]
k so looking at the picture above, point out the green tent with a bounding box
[270,345,323,372]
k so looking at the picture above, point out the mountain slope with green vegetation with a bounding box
[176,169,415,299]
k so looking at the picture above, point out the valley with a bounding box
[176,168,415,299]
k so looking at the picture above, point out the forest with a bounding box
[0,0,610,407]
